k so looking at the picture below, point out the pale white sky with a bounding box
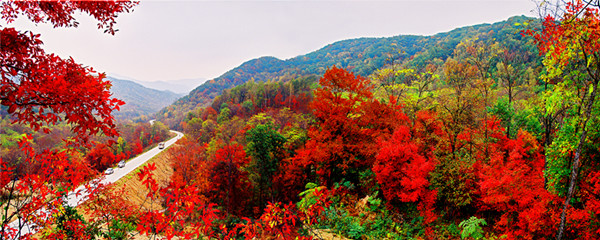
[4,0,538,82]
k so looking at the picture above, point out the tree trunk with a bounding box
[543,79,553,189]
[556,78,598,240]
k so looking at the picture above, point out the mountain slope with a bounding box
[159,15,537,125]
[109,77,183,119]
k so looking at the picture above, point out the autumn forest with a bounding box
[2,1,600,240]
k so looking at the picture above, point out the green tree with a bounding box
[217,107,231,123]
[459,216,487,240]
[246,122,286,205]
[531,1,600,239]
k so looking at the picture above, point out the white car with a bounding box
[104,168,114,175]
[158,142,165,149]
[118,160,125,168]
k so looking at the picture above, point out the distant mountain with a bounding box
[107,73,206,94]
[108,77,184,119]
[132,78,206,94]
[159,15,538,125]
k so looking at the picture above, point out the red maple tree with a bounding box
[0,1,136,238]
[298,66,375,186]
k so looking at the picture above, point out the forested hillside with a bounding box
[159,15,536,128]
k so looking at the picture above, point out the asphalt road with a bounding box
[6,129,184,238]
[64,129,183,207]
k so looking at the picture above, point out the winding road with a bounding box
[65,129,183,207]
[6,127,183,239]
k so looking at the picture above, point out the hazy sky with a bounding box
[5,0,538,82]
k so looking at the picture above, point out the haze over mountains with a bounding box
[134,78,206,95]
[107,77,183,119]
[108,73,206,94]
